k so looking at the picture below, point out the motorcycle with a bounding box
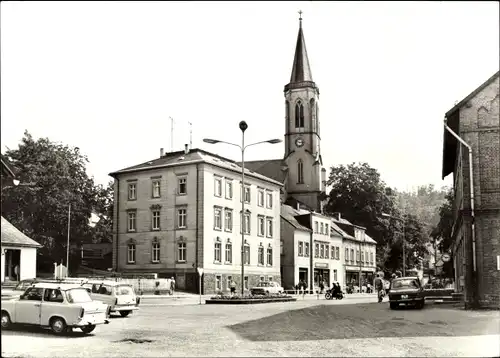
[325,289,344,300]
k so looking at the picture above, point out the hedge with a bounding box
[423,288,454,297]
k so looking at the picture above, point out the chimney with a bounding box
[184,144,189,154]
[160,148,164,157]
[333,212,341,221]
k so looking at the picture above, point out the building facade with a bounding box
[442,71,500,308]
[109,147,282,294]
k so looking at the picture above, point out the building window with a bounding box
[266,217,273,238]
[128,183,137,200]
[240,185,251,203]
[214,207,222,230]
[320,244,325,258]
[297,160,304,184]
[350,249,354,263]
[241,212,251,234]
[225,180,233,199]
[314,221,318,233]
[178,177,187,195]
[258,215,265,236]
[215,275,222,291]
[315,243,319,258]
[345,248,349,263]
[320,223,324,234]
[305,242,310,257]
[267,246,273,266]
[152,240,160,263]
[266,191,273,208]
[214,239,222,263]
[361,251,364,263]
[356,250,360,263]
[298,242,303,256]
[127,242,136,264]
[127,211,136,232]
[258,245,265,265]
[334,269,337,282]
[177,241,186,262]
[227,275,232,290]
[244,276,249,290]
[295,101,304,128]
[331,246,335,260]
[370,252,374,266]
[152,210,160,231]
[224,209,233,232]
[336,247,340,260]
[244,244,250,265]
[365,251,369,265]
[214,177,222,197]
[152,180,161,198]
[258,189,264,207]
[325,224,329,235]
[325,245,329,259]
[225,241,232,263]
[177,208,187,229]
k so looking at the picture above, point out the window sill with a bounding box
[128,198,137,201]
[225,197,233,200]
[257,263,264,267]
[151,196,161,199]
[213,261,222,265]
[224,229,232,233]
[266,264,273,267]
[266,236,273,239]
[127,230,136,233]
[214,228,222,231]
[151,261,160,264]
[152,228,161,231]
[177,227,187,230]
[127,262,136,265]
[177,193,187,196]
[224,261,232,265]
[176,260,186,263]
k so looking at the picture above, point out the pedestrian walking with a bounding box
[170,276,176,296]
[230,280,236,296]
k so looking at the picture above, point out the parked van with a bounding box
[81,280,140,317]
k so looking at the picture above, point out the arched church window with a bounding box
[297,160,304,184]
[310,98,315,131]
[295,101,304,128]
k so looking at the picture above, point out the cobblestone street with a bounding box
[2,298,499,357]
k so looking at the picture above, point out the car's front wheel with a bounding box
[50,317,67,335]
[1,311,12,329]
[120,310,131,317]
[81,325,96,334]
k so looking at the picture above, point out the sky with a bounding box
[1,1,499,191]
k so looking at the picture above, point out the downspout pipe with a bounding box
[196,163,200,294]
[444,119,476,274]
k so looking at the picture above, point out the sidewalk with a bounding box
[139,292,377,300]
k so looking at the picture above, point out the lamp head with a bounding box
[12,179,20,186]
[267,139,282,144]
[239,121,248,132]
[203,138,220,144]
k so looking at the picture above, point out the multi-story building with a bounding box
[280,205,353,291]
[441,71,500,308]
[109,146,282,294]
[330,213,377,287]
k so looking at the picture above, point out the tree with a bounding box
[430,188,454,278]
[1,131,110,271]
[324,162,431,274]
[92,181,114,243]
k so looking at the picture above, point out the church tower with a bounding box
[284,13,325,212]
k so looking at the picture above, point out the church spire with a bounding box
[286,11,316,91]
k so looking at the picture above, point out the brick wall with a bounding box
[454,74,500,308]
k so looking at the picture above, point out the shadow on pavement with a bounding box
[227,303,500,342]
[1,325,93,338]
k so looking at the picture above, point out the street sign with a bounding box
[197,268,204,276]
[442,253,451,262]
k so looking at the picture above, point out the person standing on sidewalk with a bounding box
[170,277,176,296]
[374,274,384,303]
[229,280,236,296]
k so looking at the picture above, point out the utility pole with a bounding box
[188,121,193,149]
[170,116,174,152]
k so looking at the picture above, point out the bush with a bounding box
[210,293,290,300]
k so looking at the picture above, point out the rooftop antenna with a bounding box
[169,116,174,152]
[188,121,193,149]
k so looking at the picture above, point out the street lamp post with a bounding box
[204,121,282,296]
[382,212,406,277]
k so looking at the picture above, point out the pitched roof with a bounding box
[1,217,42,248]
[239,159,287,184]
[109,148,283,187]
[281,204,311,232]
[1,154,16,178]
[442,71,500,179]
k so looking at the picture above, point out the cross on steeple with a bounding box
[298,10,303,21]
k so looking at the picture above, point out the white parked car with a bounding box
[81,280,140,317]
[250,281,284,296]
[1,282,110,335]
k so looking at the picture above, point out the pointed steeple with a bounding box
[285,12,317,92]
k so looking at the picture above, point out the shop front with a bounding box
[314,262,330,288]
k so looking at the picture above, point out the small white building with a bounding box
[1,216,42,283]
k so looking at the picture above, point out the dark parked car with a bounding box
[388,276,425,309]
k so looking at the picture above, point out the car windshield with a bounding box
[392,279,419,289]
[15,281,33,291]
[115,285,134,296]
[66,288,93,303]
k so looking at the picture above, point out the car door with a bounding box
[15,287,43,325]
[40,288,67,326]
